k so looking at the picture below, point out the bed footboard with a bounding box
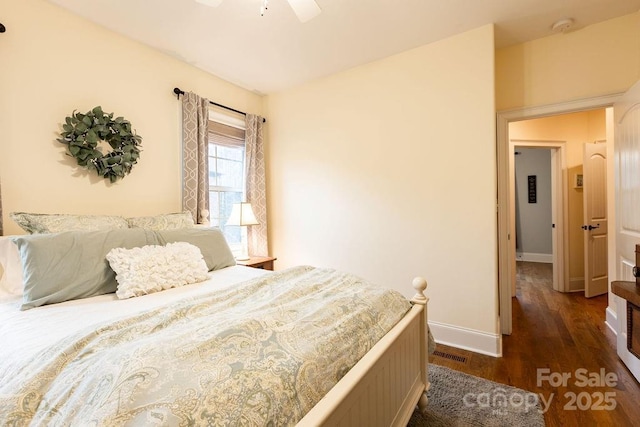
[297,277,429,426]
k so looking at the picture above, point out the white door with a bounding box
[614,80,640,381]
[582,142,608,298]
[615,82,640,278]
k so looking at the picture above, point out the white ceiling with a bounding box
[47,0,640,94]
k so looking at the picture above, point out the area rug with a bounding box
[407,364,545,426]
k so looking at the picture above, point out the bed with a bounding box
[0,223,431,426]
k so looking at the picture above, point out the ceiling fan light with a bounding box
[288,0,321,23]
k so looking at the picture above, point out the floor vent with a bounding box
[433,350,467,363]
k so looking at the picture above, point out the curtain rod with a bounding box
[173,88,266,123]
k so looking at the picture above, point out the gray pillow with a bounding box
[13,228,160,310]
[126,212,195,230]
[155,227,236,271]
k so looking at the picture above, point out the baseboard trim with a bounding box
[428,321,501,358]
[605,306,617,335]
[516,252,553,263]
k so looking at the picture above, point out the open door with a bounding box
[614,80,640,381]
[582,142,608,298]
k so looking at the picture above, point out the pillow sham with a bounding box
[13,228,160,310]
[10,212,129,234]
[0,236,23,297]
[126,212,195,230]
[106,242,209,299]
[155,227,236,271]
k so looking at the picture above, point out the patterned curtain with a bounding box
[245,114,268,256]
[181,92,210,225]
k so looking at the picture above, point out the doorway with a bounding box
[511,144,563,296]
[497,94,619,336]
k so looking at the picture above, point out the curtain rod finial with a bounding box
[173,87,183,99]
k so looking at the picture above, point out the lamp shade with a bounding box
[226,202,259,226]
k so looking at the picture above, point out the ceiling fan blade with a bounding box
[287,0,321,23]
[195,0,224,7]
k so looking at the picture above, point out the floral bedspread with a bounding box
[0,266,411,426]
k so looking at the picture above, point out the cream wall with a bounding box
[266,25,499,354]
[0,0,263,235]
[496,12,640,111]
[510,110,606,289]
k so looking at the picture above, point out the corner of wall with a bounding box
[429,321,502,358]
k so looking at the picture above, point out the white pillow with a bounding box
[0,236,24,297]
[10,212,129,234]
[106,242,209,299]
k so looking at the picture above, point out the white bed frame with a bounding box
[298,277,430,426]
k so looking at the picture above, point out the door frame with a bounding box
[510,141,567,296]
[497,93,622,335]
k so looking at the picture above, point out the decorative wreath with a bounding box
[58,106,142,183]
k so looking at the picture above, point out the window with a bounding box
[207,119,246,254]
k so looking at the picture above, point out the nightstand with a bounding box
[236,256,277,271]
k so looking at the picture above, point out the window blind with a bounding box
[208,121,245,148]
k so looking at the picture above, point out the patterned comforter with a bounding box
[0,266,411,426]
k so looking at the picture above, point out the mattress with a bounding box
[0,265,268,363]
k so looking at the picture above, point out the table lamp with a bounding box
[226,202,259,261]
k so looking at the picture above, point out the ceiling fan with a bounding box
[195,0,321,23]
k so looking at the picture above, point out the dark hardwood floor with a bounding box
[429,261,640,426]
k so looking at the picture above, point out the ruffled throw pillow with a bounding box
[106,242,209,299]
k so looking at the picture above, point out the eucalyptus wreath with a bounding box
[58,106,142,183]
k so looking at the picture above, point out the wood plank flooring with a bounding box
[429,261,640,426]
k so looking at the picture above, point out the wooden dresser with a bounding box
[611,280,640,360]
[611,244,640,382]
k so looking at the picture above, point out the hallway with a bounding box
[431,261,640,426]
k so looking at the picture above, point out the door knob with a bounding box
[581,224,600,230]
